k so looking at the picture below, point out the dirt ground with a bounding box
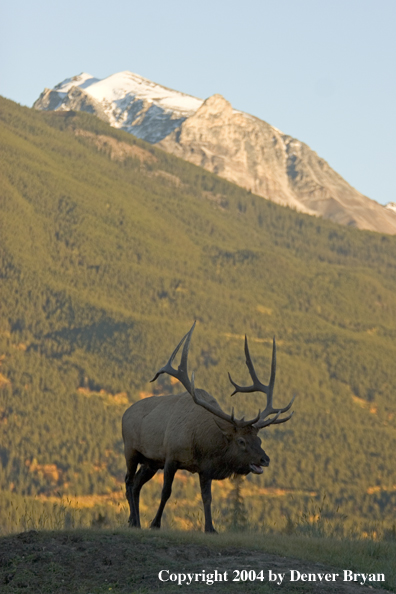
[0,529,392,594]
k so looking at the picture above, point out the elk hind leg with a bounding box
[131,465,157,528]
[125,452,139,527]
[150,460,178,529]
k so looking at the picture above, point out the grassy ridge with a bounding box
[0,528,395,593]
[0,96,396,534]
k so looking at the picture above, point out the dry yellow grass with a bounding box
[351,394,377,414]
[74,129,156,163]
[0,373,10,386]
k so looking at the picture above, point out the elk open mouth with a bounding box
[249,464,264,474]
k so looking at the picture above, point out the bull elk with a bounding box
[122,322,295,533]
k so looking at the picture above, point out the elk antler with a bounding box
[190,372,261,428]
[228,336,295,429]
[151,323,261,428]
[150,321,196,393]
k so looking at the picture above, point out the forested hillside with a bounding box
[0,96,395,535]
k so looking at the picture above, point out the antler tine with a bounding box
[229,335,270,396]
[254,340,296,428]
[150,321,196,392]
[177,319,195,386]
[272,410,294,424]
[228,335,295,429]
[256,409,295,429]
[266,336,276,407]
[245,335,267,391]
[254,391,296,429]
[191,371,262,428]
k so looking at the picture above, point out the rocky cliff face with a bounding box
[159,94,396,234]
[160,95,314,215]
[34,72,396,235]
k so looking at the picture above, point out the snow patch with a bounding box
[54,73,98,93]
[83,71,203,117]
[385,202,396,213]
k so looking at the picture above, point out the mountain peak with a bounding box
[33,71,396,235]
[202,93,232,109]
[195,94,234,118]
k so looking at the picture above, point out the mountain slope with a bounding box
[1,97,396,535]
[33,71,396,234]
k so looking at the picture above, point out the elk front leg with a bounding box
[150,460,178,529]
[199,473,217,533]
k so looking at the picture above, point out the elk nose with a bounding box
[261,454,270,467]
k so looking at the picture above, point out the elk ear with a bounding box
[214,418,236,441]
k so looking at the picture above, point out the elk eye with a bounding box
[237,437,246,448]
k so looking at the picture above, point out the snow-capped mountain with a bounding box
[34,71,396,235]
[34,71,203,143]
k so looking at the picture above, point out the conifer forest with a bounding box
[1,97,395,536]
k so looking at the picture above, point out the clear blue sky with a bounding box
[1,0,395,205]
